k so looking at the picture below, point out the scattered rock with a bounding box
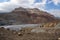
[18,32,23,36]
[58,38,60,40]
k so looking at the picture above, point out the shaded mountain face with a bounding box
[0,7,56,25]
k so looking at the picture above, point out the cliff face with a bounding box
[0,7,55,25]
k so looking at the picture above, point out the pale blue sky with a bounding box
[0,0,9,2]
[35,0,60,10]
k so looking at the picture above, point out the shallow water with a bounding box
[0,24,41,30]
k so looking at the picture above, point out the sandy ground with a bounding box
[0,24,60,40]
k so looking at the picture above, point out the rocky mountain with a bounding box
[0,7,56,25]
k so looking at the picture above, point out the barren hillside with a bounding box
[0,7,56,25]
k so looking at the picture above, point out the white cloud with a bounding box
[2,0,58,12]
[0,2,19,12]
[52,0,60,5]
[0,0,47,12]
[49,9,60,17]
[10,0,35,4]
[33,0,47,10]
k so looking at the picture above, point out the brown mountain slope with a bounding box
[0,7,56,25]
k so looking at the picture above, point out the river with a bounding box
[0,24,41,30]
